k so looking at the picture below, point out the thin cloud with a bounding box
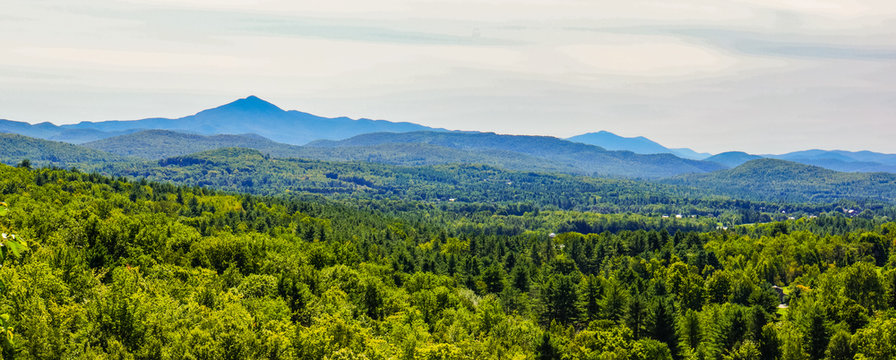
[1,0,895,153]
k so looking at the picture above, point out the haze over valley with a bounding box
[2,1,896,358]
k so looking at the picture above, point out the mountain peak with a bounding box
[209,95,284,114]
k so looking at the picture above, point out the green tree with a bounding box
[540,274,581,326]
[725,340,761,360]
[804,305,829,360]
[757,323,781,360]
[677,309,701,354]
[647,298,677,355]
[580,275,603,323]
[626,295,648,340]
[536,332,560,360]
[824,330,853,360]
[601,277,629,323]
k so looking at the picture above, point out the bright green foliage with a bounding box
[0,164,892,358]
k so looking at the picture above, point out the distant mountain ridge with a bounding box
[705,151,764,168]
[82,130,302,160]
[567,131,896,174]
[309,131,724,178]
[0,133,124,167]
[567,131,711,160]
[766,150,896,173]
[664,158,896,203]
[82,129,580,173]
[0,96,445,145]
[80,129,723,177]
[3,97,895,174]
[4,132,896,207]
[699,149,896,173]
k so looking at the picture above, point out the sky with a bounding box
[1,0,895,154]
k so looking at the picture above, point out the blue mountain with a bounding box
[1,96,444,145]
[310,131,724,178]
[705,151,764,167]
[767,149,896,172]
[567,131,710,160]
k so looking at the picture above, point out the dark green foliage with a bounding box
[647,298,677,353]
[0,133,123,167]
[601,277,629,323]
[540,274,581,326]
[0,162,893,358]
[626,295,648,340]
[536,332,561,360]
[666,158,896,203]
[805,304,830,360]
[757,323,781,360]
[825,330,854,360]
[677,309,701,353]
[581,275,603,323]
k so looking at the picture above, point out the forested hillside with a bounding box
[666,159,896,203]
[3,131,895,221]
[0,133,124,166]
[308,131,724,178]
[89,147,879,224]
[2,164,896,359]
[83,130,302,160]
[83,130,579,173]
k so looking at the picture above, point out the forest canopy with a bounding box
[0,164,895,359]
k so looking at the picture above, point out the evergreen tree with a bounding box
[482,264,506,294]
[804,305,830,360]
[540,274,581,326]
[647,298,677,354]
[511,265,530,292]
[626,294,648,340]
[581,275,603,323]
[601,277,629,323]
[824,330,854,360]
[677,309,701,353]
[757,323,781,360]
[535,332,560,360]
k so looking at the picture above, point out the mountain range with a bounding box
[2,95,895,175]
[567,131,711,160]
[306,131,724,178]
[2,130,895,205]
[0,96,443,145]
[568,131,896,174]
[80,129,724,178]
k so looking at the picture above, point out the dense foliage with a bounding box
[87,148,895,227]
[2,164,896,359]
[665,159,896,203]
[0,133,123,167]
[4,133,896,220]
[308,131,724,178]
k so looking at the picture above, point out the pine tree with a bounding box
[647,298,677,355]
[824,330,854,360]
[677,309,701,353]
[581,275,602,322]
[601,277,628,323]
[756,323,781,360]
[626,294,648,340]
[804,305,829,360]
[535,332,560,360]
[540,274,581,326]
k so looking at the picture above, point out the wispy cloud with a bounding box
[1,0,895,153]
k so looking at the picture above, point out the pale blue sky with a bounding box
[1,0,894,153]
